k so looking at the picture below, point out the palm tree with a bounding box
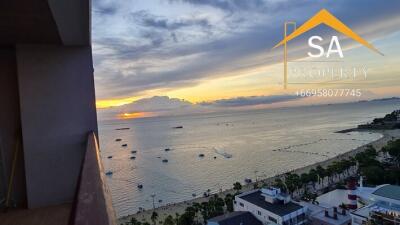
[192,202,201,223]
[163,215,174,225]
[174,213,180,225]
[150,212,158,225]
[273,178,286,192]
[129,218,141,225]
[233,182,242,193]
[224,194,234,212]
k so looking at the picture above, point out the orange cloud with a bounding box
[96,96,140,109]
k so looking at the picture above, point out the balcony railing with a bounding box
[71,132,116,225]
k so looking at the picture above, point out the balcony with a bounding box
[0,133,116,225]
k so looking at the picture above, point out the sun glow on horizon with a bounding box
[96,96,142,109]
[118,112,152,119]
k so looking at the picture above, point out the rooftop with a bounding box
[316,189,349,208]
[350,205,370,219]
[372,185,400,201]
[208,211,262,225]
[311,208,351,225]
[238,190,303,216]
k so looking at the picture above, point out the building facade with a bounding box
[351,184,400,225]
[234,188,307,225]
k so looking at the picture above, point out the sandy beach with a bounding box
[118,129,400,224]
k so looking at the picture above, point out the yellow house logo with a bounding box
[273,9,383,89]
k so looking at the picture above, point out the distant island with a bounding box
[337,109,400,133]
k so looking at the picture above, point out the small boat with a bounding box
[116,127,130,130]
[158,199,163,203]
[244,178,252,183]
[162,159,168,163]
[137,184,143,189]
[107,156,113,159]
[131,150,137,154]
[199,153,205,157]
[105,171,113,176]
[192,193,196,197]
[173,126,183,129]
[164,148,171,152]
[130,156,136,160]
[122,144,128,147]
[115,138,122,142]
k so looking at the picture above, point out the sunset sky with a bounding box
[92,0,400,119]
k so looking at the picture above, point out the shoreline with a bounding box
[118,129,400,224]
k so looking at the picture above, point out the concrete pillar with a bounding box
[0,47,26,207]
[16,44,98,208]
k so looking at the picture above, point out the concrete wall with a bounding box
[0,47,26,207]
[16,44,98,208]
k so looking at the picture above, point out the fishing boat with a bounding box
[198,153,205,157]
[131,150,137,153]
[105,171,113,176]
[214,147,232,158]
[130,156,136,160]
[162,159,168,163]
[173,126,183,129]
[116,127,130,130]
[164,148,171,151]
[115,138,122,142]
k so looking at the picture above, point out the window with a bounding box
[239,202,244,207]
[257,211,261,216]
[269,216,277,223]
[297,213,305,222]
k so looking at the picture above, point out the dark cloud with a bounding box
[93,0,118,15]
[202,95,305,107]
[93,0,400,99]
[129,10,211,30]
[168,0,328,14]
[168,0,266,12]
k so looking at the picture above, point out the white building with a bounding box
[234,188,307,225]
[351,184,400,225]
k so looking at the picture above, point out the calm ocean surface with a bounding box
[98,99,400,217]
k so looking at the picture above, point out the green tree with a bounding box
[285,173,301,193]
[151,212,158,225]
[361,166,385,185]
[178,207,196,225]
[382,139,400,166]
[163,215,174,225]
[224,194,234,212]
[129,218,142,225]
[273,178,286,192]
[233,182,242,193]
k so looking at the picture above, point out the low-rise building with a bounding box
[207,211,263,225]
[234,188,307,225]
[351,184,400,225]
